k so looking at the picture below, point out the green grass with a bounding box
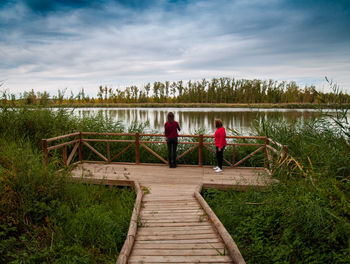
[0,108,136,263]
[203,118,350,264]
[1,107,349,263]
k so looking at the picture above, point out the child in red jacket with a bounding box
[213,119,226,172]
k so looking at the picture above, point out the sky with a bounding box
[0,0,350,97]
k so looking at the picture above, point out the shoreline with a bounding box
[3,102,350,109]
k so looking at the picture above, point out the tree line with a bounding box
[1,77,349,106]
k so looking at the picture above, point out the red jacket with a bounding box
[164,121,181,138]
[215,127,227,149]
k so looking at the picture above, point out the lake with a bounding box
[67,107,335,135]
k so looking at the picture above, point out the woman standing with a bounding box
[164,112,181,168]
[213,119,227,173]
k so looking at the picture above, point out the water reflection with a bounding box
[69,107,330,134]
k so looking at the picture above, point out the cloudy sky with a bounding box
[0,0,349,96]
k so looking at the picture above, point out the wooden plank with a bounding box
[140,143,168,164]
[141,209,203,213]
[128,255,232,263]
[135,238,222,244]
[137,226,213,232]
[142,197,197,202]
[137,229,216,236]
[130,248,226,256]
[140,216,207,221]
[142,200,198,205]
[136,233,217,241]
[140,213,204,219]
[82,141,108,162]
[142,206,200,211]
[202,183,268,191]
[141,209,203,214]
[67,142,79,165]
[133,242,225,250]
[142,200,198,204]
[142,222,213,227]
[139,219,208,224]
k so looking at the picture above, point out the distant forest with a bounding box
[1,77,349,106]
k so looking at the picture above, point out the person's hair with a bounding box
[167,112,175,122]
[215,119,223,128]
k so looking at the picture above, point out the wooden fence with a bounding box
[42,132,287,169]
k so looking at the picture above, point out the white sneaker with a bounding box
[213,166,219,170]
[215,168,223,173]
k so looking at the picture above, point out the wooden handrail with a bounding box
[116,181,143,264]
[42,131,287,169]
[46,132,80,143]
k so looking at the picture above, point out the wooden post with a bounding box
[135,132,140,165]
[282,145,288,160]
[107,141,110,163]
[232,144,236,165]
[63,145,67,166]
[42,139,48,165]
[198,134,203,166]
[78,132,83,162]
[264,137,268,168]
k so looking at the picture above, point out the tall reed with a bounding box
[203,117,350,263]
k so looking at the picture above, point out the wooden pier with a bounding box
[42,132,286,264]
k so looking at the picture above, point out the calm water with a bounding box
[68,107,332,134]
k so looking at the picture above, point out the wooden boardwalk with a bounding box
[71,163,276,263]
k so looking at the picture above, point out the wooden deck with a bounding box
[71,163,276,263]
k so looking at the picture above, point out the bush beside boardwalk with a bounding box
[0,108,349,263]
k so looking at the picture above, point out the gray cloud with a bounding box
[0,0,349,96]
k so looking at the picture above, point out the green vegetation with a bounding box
[1,77,349,107]
[1,92,349,263]
[0,109,135,263]
[203,115,350,263]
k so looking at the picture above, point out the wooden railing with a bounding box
[42,132,287,169]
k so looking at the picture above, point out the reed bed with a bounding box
[203,117,350,263]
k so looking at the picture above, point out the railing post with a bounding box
[199,134,203,166]
[107,141,110,163]
[135,132,140,165]
[282,145,288,160]
[63,145,67,166]
[79,132,83,162]
[42,139,48,166]
[264,137,268,168]
[232,144,236,165]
